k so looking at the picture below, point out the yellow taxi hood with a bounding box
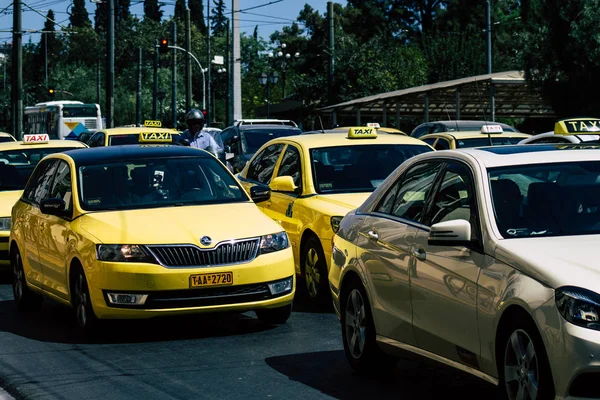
[0,190,23,217]
[311,193,371,214]
[78,202,283,246]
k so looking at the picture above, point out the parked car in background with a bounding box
[419,124,529,150]
[410,120,520,138]
[519,117,600,145]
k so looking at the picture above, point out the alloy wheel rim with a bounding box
[305,248,320,298]
[344,289,366,359]
[12,253,23,301]
[504,329,539,400]
[75,274,87,328]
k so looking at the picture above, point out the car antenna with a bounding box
[474,78,493,146]
[443,101,460,132]
[318,115,325,134]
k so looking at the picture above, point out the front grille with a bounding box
[84,119,97,129]
[147,238,260,267]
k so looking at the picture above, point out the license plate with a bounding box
[189,272,233,288]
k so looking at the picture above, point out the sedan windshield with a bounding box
[0,148,76,191]
[78,156,247,211]
[311,144,432,194]
[241,128,301,153]
[456,137,524,148]
[489,161,600,238]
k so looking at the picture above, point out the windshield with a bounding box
[311,144,432,194]
[0,147,77,191]
[109,133,181,146]
[456,137,524,148]
[241,128,301,153]
[63,106,98,118]
[78,156,247,211]
[443,122,518,132]
[489,161,600,238]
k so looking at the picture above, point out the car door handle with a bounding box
[412,247,426,261]
[367,230,379,241]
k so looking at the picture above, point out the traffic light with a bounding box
[201,109,207,118]
[48,88,55,98]
[158,38,169,54]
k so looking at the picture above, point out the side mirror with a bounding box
[230,135,240,143]
[250,185,271,203]
[269,176,298,193]
[40,198,68,217]
[428,219,471,247]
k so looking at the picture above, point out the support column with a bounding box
[490,83,495,121]
[171,21,177,128]
[424,93,429,123]
[455,87,461,120]
[356,108,361,125]
[382,103,387,126]
[232,0,242,120]
[331,110,337,127]
[395,100,401,129]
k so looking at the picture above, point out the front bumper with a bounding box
[87,247,295,319]
[0,230,9,268]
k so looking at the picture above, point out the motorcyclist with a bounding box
[181,109,219,153]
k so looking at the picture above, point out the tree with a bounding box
[70,0,91,28]
[117,0,132,24]
[211,0,227,36]
[144,0,163,22]
[189,0,206,34]
[174,0,187,21]
[94,2,107,33]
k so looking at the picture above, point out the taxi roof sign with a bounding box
[366,123,381,129]
[139,132,172,142]
[481,124,503,134]
[144,120,162,128]
[348,127,378,139]
[554,118,600,135]
[23,134,50,144]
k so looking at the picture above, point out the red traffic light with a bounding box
[158,38,169,54]
[201,109,207,117]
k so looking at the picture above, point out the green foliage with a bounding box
[174,0,187,22]
[189,0,207,35]
[211,0,228,37]
[144,0,163,22]
[70,0,91,28]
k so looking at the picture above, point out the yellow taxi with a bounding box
[10,145,294,332]
[419,124,530,150]
[0,134,87,268]
[237,127,433,301]
[0,132,17,143]
[86,121,180,147]
[519,117,600,145]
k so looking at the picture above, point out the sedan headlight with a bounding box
[331,216,343,234]
[259,232,289,254]
[96,244,157,263]
[556,286,600,330]
[0,217,11,231]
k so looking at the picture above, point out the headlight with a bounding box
[556,286,600,330]
[0,217,10,231]
[259,232,289,254]
[96,244,157,263]
[331,216,343,234]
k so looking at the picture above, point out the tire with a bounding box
[11,248,43,312]
[498,316,554,400]
[341,278,396,374]
[256,303,292,325]
[302,236,329,301]
[72,267,100,332]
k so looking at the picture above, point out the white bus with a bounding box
[24,101,103,140]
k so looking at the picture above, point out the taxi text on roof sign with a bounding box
[139,132,172,142]
[144,120,162,128]
[481,124,503,134]
[348,127,378,139]
[554,118,600,135]
[23,134,50,144]
[366,123,381,129]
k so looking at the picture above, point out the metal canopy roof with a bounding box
[318,71,554,121]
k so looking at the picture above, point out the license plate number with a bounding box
[190,272,233,288]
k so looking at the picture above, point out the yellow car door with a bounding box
[36,160,73,299]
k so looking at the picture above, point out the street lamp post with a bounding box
[157,89,166,121]
[268,43,300,99]
[258,72,278,118]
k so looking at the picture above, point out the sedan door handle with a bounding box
[412,247,426,261]
[367,230,379,241]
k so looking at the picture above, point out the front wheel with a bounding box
[73,268,100,332]
[499,318,554,400]
[256,303,292,325]
[12,249,43,311]
[302,237,328,301]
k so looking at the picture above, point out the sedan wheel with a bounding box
[504,329,539,400]
[305,248,321,298]
[345,289,366,359]
[11,250,43,311]
[303,237,327,301]
[73,269,98,331]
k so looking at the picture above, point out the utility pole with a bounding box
[106,0,115,128]
[171,21,177,128]
[153,39,158,119]
[12,0,23,139]
[44,32,48,88]
[185,9,192,113]
[96,61,101,105]
[226,20,231,126]
[485,0,495,121]
[232,0,241,121]
[327,1,334,107]
[206,0,211,125]
[136,48,142,126]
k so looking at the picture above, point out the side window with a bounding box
[535,137,570,144]
[429,162,480,239]
[422,138,436,146]
[412,125,430,138]
[375,162,441,222]
[245,144,284,184]
[434,138,450,150]
[430,124,443,134]
[49,161,73,212]
[276,145,302,189]
[23,160,58,205]
[89,132,105,147]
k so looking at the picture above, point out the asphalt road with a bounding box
[0,271,497,400]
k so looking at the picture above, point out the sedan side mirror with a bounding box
[250,185,271,203]
[428,219,471,247]
[269,176,298,193]
[40,198,68,218]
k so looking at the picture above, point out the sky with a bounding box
[0,0,346,45]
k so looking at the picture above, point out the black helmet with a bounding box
[185,108,205,123]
